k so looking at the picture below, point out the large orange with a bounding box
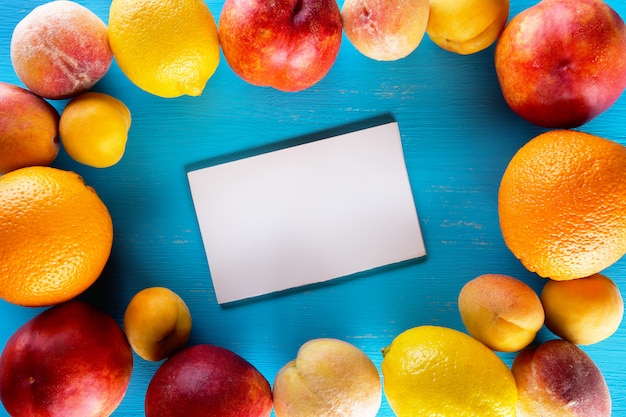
[0,166,113,306]
[498,130,626,280]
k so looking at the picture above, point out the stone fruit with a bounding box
[512,339,611,417]
[541,273,624,345]
[124,287,192,361]
[341,0,430,61]
[0,166,113,307]
[218,0,342,92]
[498,130,626,280]
[382,325,517,416]
[0,301,133,417]
[495,0,626,128]
[145,344,272,417]
[109,0,220,98]
[272,338,381,417]
[59,92,131,168]
[10,0,113,100]
[427,0,509,54]
[458,274,545,352]
[0,82,59,174]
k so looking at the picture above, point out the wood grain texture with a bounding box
[0,1,625,416]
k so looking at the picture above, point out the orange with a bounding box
[0,166,113,306]
[498,130,626,280]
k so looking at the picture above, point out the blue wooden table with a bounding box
[1,1,625,416]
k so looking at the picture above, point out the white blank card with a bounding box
[187,122,426,304]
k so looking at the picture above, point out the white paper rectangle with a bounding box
[187,122,426,304]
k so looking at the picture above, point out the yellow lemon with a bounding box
[59,92,131,168]
[382,325,517,417]
[108,0,220,98]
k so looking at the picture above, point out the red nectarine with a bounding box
[495,0,626,128]
[0,301,133,416]
[145,344,272,417]
[218,0,342,92]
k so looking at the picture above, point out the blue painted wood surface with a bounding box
[1,1,625,415]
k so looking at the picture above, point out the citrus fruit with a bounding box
[382,325,517,417]
[498,130,626,280]
[60,92,131,168]
[108,0,220,98]
[541,273,624,345]
[0,166,113,306]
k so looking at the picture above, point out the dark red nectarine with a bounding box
[0,301,133,416]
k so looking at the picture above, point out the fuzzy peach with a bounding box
[341,0,430,61]
[541,274,624,345]
[512,339,611,417]
[0,82,59,174]
[458,274,545,352]
[427,0,509,55]
[272,338,381,417]
[10,1,113,100]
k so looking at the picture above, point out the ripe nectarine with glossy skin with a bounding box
[0,82,59,174]
[10,0,113,99]
[0,301,133,417]
[145,344,272,417]
[218,0,342,92]
[512,339,611,417]
[495,0,626,128]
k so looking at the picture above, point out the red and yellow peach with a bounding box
[0,82,59,174]
[10,1,113,100]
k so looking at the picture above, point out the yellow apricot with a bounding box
[458,274,545,352]
[541,273,624,345]
[124,287,192,361]
[427,0,509,55]
[59,92,131,168]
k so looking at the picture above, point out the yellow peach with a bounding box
[427,0,510,55]
[541,273,624,345]
[59,92,131,168]
[458,274,545,352]
[341,0,430,61]
[0,82,59,175]
[123,287,192,362]
[272,338,381,417]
